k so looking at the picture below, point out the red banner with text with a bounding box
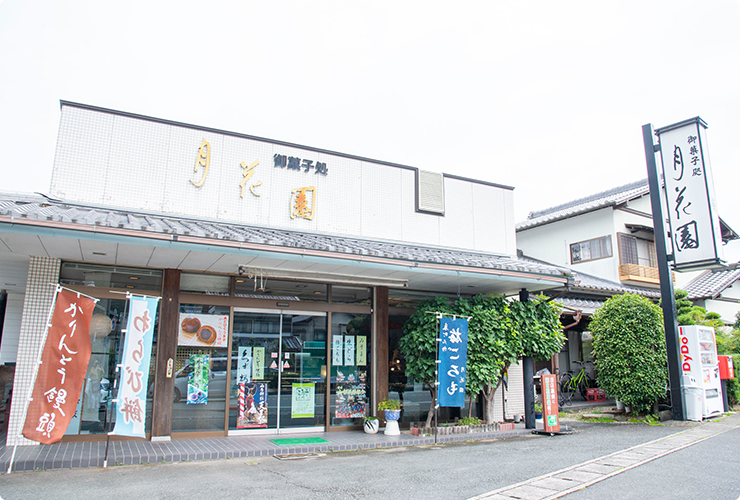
[22,289,95,444]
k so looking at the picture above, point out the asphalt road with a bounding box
[0,419,735,500]
[563,424,740,500]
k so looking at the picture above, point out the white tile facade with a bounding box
[50,105,516,256]
[6,256,61,446]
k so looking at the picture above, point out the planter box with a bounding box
[412,422,506,435]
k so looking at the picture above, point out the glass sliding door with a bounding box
[229,308,326,434]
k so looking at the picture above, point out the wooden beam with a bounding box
[151,269,180,438]
[375,286,389,415]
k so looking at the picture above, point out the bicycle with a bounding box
[559,360,595,405]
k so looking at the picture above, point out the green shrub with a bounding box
[591,293,668,414]
[457,417,482,426]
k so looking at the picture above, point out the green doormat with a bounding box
[270,437,329,446]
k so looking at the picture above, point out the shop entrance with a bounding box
[229,308,327,434]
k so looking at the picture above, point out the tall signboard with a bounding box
[656,117,724,270]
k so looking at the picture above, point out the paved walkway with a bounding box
[468,412,740,500]
[0,425,530,473]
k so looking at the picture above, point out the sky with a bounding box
[1,0,739,258]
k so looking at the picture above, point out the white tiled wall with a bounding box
[51,105,516,255]
[6,257,61,447]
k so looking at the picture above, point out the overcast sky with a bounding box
[1,0,739,258]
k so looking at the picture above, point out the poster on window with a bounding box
[356,336,367,366]
[291,383,315,418]
[237,382,268,428]
[344,336,355,366]
[178,313,229,347]
[335,381,367,418]
[187,354,209,404]
[332,335,343,366]
[252,347,265,379]
[237,347,253,384]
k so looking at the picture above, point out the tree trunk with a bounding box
[483,363,511,423]
[483,384,495,424]
[425,383,437,428]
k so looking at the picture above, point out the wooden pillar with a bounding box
[375,286,389,415]
[151,269,180,439]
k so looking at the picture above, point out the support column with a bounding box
[374,286,389,417]
[151,269,180,439]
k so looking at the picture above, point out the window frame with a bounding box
[569,235,613,264]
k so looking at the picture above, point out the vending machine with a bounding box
[679,326,724,419]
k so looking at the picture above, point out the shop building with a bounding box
[0,101,571,445]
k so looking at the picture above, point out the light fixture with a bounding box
[237,265,408,288]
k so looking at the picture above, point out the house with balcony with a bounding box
[516,179,739,375]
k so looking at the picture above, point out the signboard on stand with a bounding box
[656,117,724,270]
[541,374,560,433]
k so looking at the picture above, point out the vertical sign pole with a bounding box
[434,313,441,445]
[643,123,686,421]
[520,289,535,430]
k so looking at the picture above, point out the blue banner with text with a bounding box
[438,317,468,408]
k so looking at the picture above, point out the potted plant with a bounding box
[534,402,543,419]
[363,416,379,434]
[377,398,402,421]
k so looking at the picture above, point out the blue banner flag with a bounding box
[112,295,159,437]
[438,317,468,408]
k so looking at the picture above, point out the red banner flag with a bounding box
[22,289,95,444]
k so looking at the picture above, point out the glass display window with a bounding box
[329,313,371,426]
[171,304,230,433]
[60,262,162,291]
[65,297,157,437]
[228,309,327,433]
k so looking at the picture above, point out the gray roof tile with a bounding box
[0,192,569,279]
[683,269,740,300]
[516,179,649,231]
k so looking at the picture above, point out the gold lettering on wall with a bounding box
[190,139,210,187]
[290,187,316,220]
[240,160,262,198]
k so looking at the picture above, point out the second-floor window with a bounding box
[618,233,657,267]
[570,235,612,264]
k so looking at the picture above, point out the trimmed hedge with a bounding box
[591,293,668,413]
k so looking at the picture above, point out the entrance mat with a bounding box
[270,437,330,446]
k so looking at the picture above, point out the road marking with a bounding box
[469,413,740,500]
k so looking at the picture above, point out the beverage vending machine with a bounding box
[679,325,724,419]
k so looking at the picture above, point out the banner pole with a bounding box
[103,293,132,468]
[434,313,442,445]
[6,284,62,474]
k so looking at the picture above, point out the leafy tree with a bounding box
[400,293,564,426]
[398,296,453,427]
[673,288,725,328]
[591,293,668,413]
[456,295,516,423]
[716,328,740,407]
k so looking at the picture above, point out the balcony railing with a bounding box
[618,264,674,285]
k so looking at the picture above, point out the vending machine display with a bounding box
[679,325,724,419]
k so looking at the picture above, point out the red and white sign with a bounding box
[541,374,560,433]
[22,289,95,444]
